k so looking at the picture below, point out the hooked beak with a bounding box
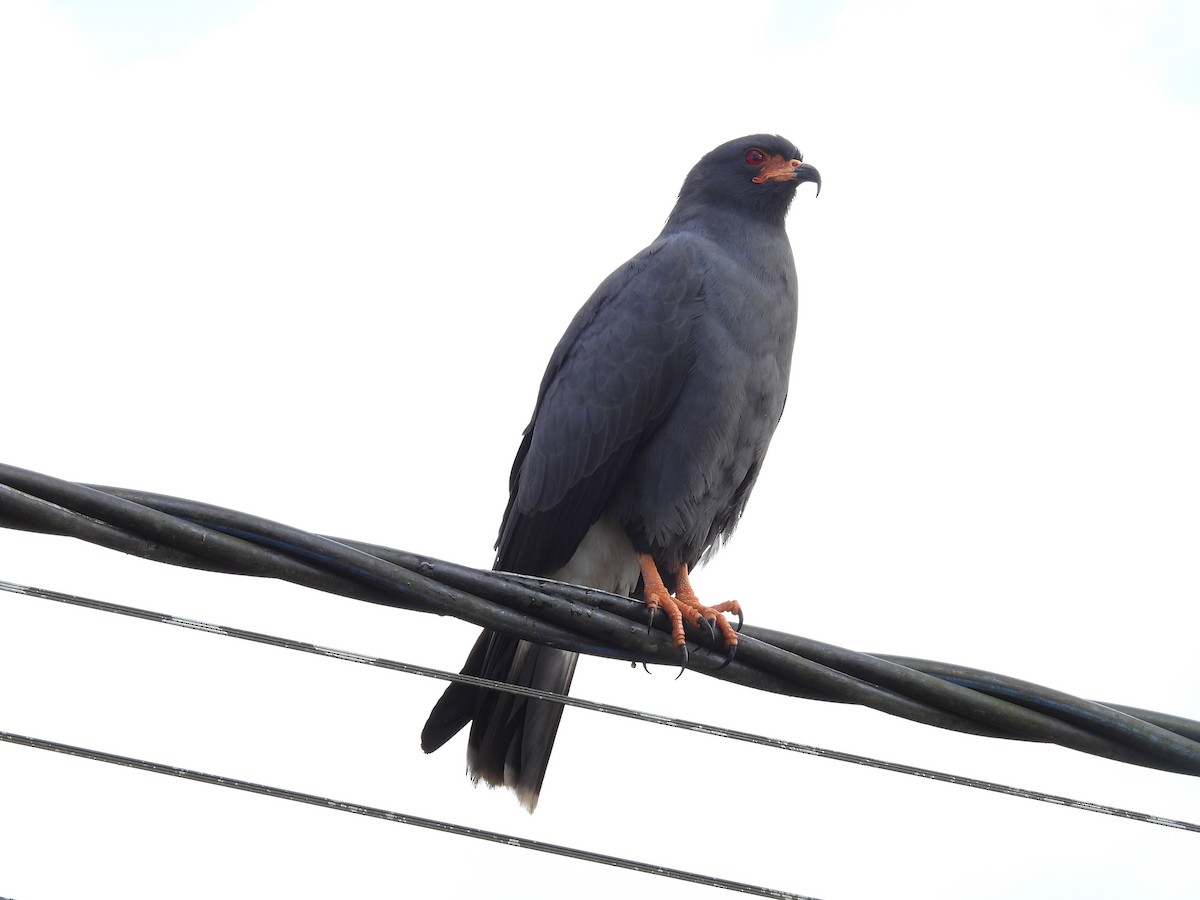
[753,156,822,196]
[792,161,821,197]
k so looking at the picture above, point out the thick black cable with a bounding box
[2,463,1200,777]
[0,475,1034,736]
[0,730,817,900]
[3,579,1197,833]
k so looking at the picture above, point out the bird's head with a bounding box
[671,134,820,226]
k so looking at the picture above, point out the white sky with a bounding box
[2,1,1199,897]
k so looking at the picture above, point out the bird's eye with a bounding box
[745,148,766,166]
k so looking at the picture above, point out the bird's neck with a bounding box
[661,203,790,251]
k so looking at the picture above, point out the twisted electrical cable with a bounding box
[3,462,1199,777]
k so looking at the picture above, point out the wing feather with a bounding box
[496,236,703,575]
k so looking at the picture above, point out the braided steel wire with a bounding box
[3,578,1197,834]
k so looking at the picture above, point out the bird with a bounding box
[421,133,820,811]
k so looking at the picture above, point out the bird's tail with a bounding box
[421,629,578,813]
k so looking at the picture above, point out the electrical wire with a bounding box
[0,729,817,900]
[2,463,1200,778]
[3,579,1196,834]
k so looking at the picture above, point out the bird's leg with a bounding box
[674,564,742,646]
[636,556,741,665]
[638,554,687,653]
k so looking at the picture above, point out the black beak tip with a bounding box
[807,166,823,197]
[793,162,822,197]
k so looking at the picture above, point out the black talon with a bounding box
[734,608,744,633]
[645,605,656,635]
[641,662,652,674]
[675,643,689,680]
[714,642,737,671]
[701,616,716,643]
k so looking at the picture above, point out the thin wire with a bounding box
[3,579,1197,834]
[0,729,816,900]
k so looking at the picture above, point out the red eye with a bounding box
[745,148,766,166]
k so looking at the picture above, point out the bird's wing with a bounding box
[496,235,704,575]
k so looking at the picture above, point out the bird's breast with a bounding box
[609,237,798,567]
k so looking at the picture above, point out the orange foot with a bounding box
[637,554,742,669]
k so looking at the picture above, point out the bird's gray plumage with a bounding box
[421,134,819,811]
